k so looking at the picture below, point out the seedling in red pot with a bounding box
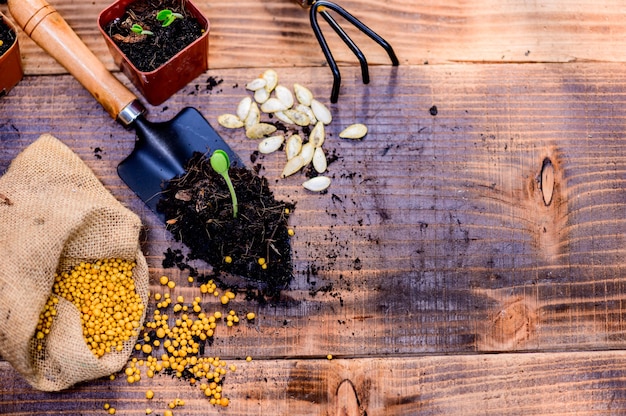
[98,0,209,105]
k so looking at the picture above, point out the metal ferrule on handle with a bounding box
[117,101,146,128]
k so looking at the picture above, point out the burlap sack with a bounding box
[0,134,149,391]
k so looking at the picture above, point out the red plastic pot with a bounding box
[98,0,209,106]
[0,12,24,98]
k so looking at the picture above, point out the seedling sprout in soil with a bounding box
[210,149,238,218]
[156,153,295,296]
[131,24,153,36]
[157,9,184,27]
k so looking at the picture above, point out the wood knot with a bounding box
[540,157,555,206]
[484,298,537,350]
[524,149,567,262]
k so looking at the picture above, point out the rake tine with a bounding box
[309,4,341,103]
[316,1,398,65]
[319,9,370,85]
[307,0,399,102]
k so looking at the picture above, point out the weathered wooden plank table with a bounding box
[1,0,625,414]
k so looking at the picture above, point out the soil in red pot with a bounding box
[103,0,204,72]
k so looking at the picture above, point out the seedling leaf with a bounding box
[131,24,153,36]
[157,9,184,27]
[210,150,238,218]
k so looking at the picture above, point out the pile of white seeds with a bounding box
[218,69,368,192]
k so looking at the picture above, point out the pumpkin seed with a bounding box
[236,96,252,121]
[254,87,270,104]
[262,69,278,93]
[284,109,310,127]
[260,97,288,113]
[294,83,313,106]
[281,155,305,178]
[309,121,325,148]
[285,134,303,160]
[244,102,260,129]
[339,123,368,139]
[302,176,331,192]
[295,104,317,125]
[274,111,295,125]
[246,78,267,91]
[275,85,294,109]
[246,123,277,139]
[312,147,327,173]
[310,99,332,124]
[258,135,285,154]
[300,142,315,166]
[218,113,244,129]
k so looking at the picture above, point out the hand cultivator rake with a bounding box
[293,0,399,103]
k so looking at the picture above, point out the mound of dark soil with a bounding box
[156,153,295,294]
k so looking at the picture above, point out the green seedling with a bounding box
[131,24,153,36]
[210,150,238,218]
[157,9,184,27]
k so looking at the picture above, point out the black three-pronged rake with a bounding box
[293,0,399,103]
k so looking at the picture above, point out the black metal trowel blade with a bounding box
[117,107,243,220]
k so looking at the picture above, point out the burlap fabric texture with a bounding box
[0,134,149,391]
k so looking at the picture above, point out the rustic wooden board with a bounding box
[1,63,624,364]
[3,350,626,415]
[2,0,626,413]
[2,0,626,75]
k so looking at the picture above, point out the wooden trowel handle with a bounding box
[7,0,142,124]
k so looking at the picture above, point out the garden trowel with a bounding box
[8,0,242,218]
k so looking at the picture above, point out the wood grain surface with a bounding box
[3,0,626,75]
[3,350,626,415]
[1,0,625,414]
